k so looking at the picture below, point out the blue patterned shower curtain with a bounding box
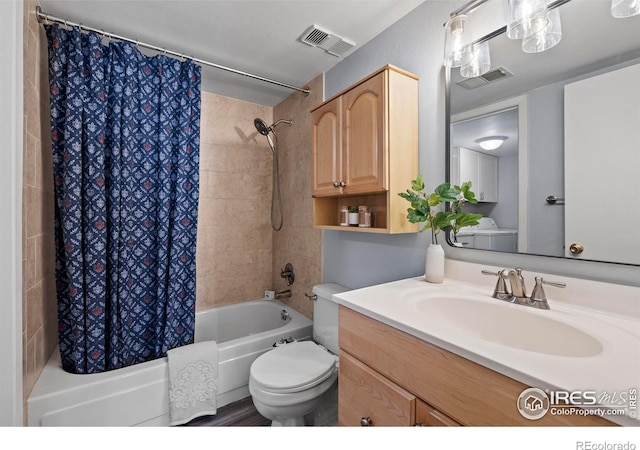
[46,24,201,374]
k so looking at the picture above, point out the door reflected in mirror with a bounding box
[446,0,640,265]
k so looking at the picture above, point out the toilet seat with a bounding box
[250,341,336,394]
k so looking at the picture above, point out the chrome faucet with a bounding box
[482,268,565,310]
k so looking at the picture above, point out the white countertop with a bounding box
[333,260,640,426]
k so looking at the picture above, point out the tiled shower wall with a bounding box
[22,0,57,412]
[271,76,324,319]
[196,92,273,310]
[21,0,321,421]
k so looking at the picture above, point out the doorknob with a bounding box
[569,243,584,255]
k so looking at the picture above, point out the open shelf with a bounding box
[313,192,417,234]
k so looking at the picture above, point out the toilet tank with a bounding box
[311,283,350,355]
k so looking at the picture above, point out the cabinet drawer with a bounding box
[339,350,415,426]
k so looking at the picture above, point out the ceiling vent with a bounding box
[299,25,355,58]
[456,67,514,90]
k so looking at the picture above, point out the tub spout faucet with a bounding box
[275,289,292,299]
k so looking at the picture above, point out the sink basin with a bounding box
[415,296,603,357]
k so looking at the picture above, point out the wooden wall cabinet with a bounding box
[311,65,419,234]
[338,306,614,427]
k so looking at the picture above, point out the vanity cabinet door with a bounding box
[339,350,416,426]
[416,399,461,427]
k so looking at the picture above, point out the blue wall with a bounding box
[322,1,640,289]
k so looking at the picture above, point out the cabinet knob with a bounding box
[569,243,584,255]
[333,181,339,188]
[360,416,372,426]
[338,181,346,187]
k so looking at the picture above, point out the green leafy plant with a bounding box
[398,174,482,245]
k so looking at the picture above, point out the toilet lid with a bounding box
[251,341,336,393]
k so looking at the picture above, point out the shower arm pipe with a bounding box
[35,6,311,96]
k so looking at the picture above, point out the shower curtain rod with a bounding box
[35,6,311,96]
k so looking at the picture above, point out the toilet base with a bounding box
[254,380,338,427]
[302,381,338,426]
[269,382,338,427]
[270,417,305,427]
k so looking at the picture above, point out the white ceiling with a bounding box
[38,0,426,106]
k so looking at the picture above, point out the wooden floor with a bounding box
[182,397,271,427]
[181,395,338,427]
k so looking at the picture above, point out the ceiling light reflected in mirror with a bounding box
[475,136,508,150]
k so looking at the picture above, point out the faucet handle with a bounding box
[482,269,510,298]
[530,276,566,302]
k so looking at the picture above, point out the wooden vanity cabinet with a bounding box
[339,351,415,426]
[416,400,462,426]
[311,65,418,234]
[338,306,614,427]
[339,350,459,426]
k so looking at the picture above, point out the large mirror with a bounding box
[446,0,640,265]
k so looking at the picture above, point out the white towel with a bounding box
[167,341,218,426]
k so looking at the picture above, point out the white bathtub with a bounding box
[27,299,312,426]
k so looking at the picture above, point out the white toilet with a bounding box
[249,283,349,426]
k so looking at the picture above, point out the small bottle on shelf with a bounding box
[358,206,371,228]
[339,206,349,226]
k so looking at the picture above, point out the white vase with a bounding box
[425,244,445,283]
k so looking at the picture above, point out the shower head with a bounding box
[254,118,271,136]
[254,118,293,136]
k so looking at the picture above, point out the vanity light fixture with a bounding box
[444,14,468,68]
[611,0,640,17]
[476,136,507,150]
[460,40,491,78]
[506,0,549,40]
[522,6,562,53]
